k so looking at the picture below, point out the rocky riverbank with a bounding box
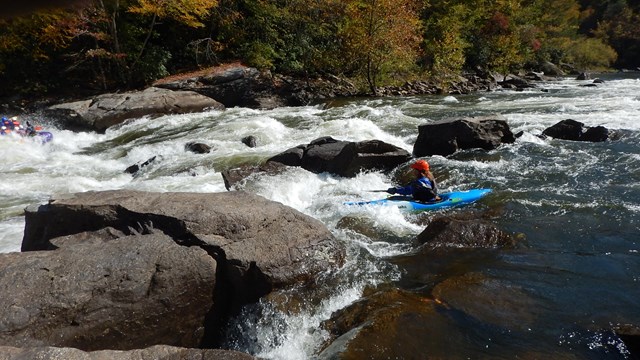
[2,62,562,133]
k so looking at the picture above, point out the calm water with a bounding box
[1,73,639,358]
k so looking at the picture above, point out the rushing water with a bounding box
[1,73,639,358]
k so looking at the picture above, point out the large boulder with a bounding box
[154,64,358,109]
[267,137,412,177]
[0,345,255,359]
[413,116,516,157]
[330,140,412,177]
[14,190,344,349]
[0,234,216,350]
[45,87,224,133]
[542,119,609,142]
[22,190,345,301]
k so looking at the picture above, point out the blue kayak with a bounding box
[344,188,492,212]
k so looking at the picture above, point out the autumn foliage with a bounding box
[0,0,637,97]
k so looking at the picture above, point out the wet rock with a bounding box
[336,215,406,244]
[267,145,305,167]
[613,324,640,358]
[318,288,458,359]
[413,116,516,157]
[498,74,536,89]
[331,140,412,177]
[416,216,517,249]
[268,137,411,177]
[0,345,256,359]
[318,285,558,359]
[542,119,609,142]
[124,155,160,176]
[221,161,290,190]
[185,142,212,154]
[298,136,351,173]
[241,135,257,148]
[431,272,539,331]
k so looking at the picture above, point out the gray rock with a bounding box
[46,87,224,133]
[22,190,345,299]
[540,61,565,76]
[154,65,357,109]
[0,234,216,350]
[185,142,212,154]
[0,345,256,359]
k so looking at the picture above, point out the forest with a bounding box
[0,0,639,98]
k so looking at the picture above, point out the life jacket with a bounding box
[411,177,437,202]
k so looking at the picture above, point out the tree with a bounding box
[125,0,219,79]
[422,3,470,78]
[592,0,640,68]
[339,0,422,94]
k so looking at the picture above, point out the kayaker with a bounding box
[1,117,13,135]
[1,117,13,129]
[387,159,441,202]
[25,121,37,136]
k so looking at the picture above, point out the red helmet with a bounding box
[410,159,430,172]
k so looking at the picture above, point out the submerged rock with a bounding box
[318,288,455,359]
[124,155,160,176]
[613,324,640,358]
[415,216,517,249]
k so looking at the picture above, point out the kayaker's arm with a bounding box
[388,184,412,196]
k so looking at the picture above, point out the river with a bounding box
[1,73,639,359]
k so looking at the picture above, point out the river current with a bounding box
[1,73,639,358]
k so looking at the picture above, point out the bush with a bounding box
[564,37,618,70]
